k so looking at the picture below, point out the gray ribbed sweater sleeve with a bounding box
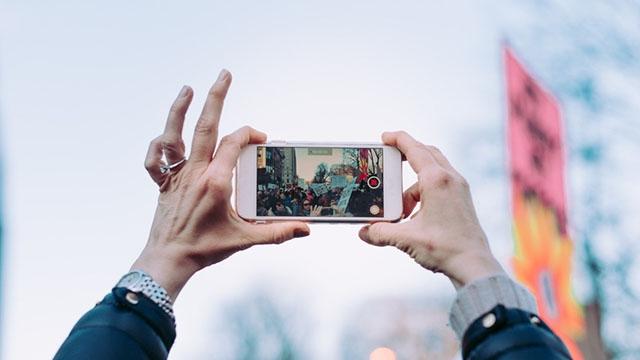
[449,274,538,339]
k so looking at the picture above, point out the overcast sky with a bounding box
[1,1,637,359]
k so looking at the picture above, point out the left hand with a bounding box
[132,70,310,301]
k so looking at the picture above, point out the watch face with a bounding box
[119,271,142,289]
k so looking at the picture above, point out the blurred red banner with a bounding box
[505,47,585,359]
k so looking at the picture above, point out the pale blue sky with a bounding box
[1,1,637,359]
[0,1,529,358]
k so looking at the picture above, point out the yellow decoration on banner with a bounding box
[512,192,585,359]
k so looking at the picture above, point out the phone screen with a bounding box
[256,146,384,218]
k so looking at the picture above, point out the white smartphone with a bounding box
[236,142,403,222]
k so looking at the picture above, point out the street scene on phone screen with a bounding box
[256,147,384,217]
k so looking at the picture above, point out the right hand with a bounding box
[358,131,505,289]
[132,70,310,301]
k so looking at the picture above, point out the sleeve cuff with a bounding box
[448,274,538,339]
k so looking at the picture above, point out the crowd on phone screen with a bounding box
[256,182,383,217]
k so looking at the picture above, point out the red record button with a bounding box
[367,176,381,189]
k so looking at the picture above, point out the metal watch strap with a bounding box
[116,269,175,321]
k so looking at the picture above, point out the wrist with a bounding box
[131,245,200,301]
[444,251,505,290]
[449,275,538,339]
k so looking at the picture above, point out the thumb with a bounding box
[250,221,311,245]
[358,222,399,247]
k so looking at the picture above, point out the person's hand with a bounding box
[132,70,310,300]
[358,131,505,289]
[310,205,323,217]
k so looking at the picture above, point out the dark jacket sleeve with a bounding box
[462,304,572,360]
[54,287,176,360]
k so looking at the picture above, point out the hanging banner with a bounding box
[505,47,585,359]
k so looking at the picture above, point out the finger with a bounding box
[144,136,165,185]
[424,145,462,177]
[164,85,192,137]
[358,222,400,247]
[248,222,310,245]
[382,131,440,174]
[189,69,232,164]
[208,126,267,180]
[402,182,421,218]
[312,205,322,216]
[162,85,192,164]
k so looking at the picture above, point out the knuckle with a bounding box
[144,159,155,171]
[161,135,180,146]
[371,232,384,245]
[425,145,440,153]
[457,176,470,189]
[207,180,223,193]
[369,224,389,244]
[206,176,228,193]
[419,169,453,188]
[219,134,233,144]
[436,172,454,188]
[416,143,429,152]
[149,136,162,146]
[423,234,436,253]
[271,229,287,244]
[195,119,214,135]
[220,134,241,148]
[408,143,428,156]
[208,86,226,100]
[161,137,183,151]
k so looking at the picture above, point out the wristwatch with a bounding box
[116,269,175,321]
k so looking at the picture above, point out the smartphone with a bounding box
[236,142,403,222]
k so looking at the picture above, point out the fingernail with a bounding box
[178,85,189,98]
[293,228,310,238]
[216,69,229,82]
